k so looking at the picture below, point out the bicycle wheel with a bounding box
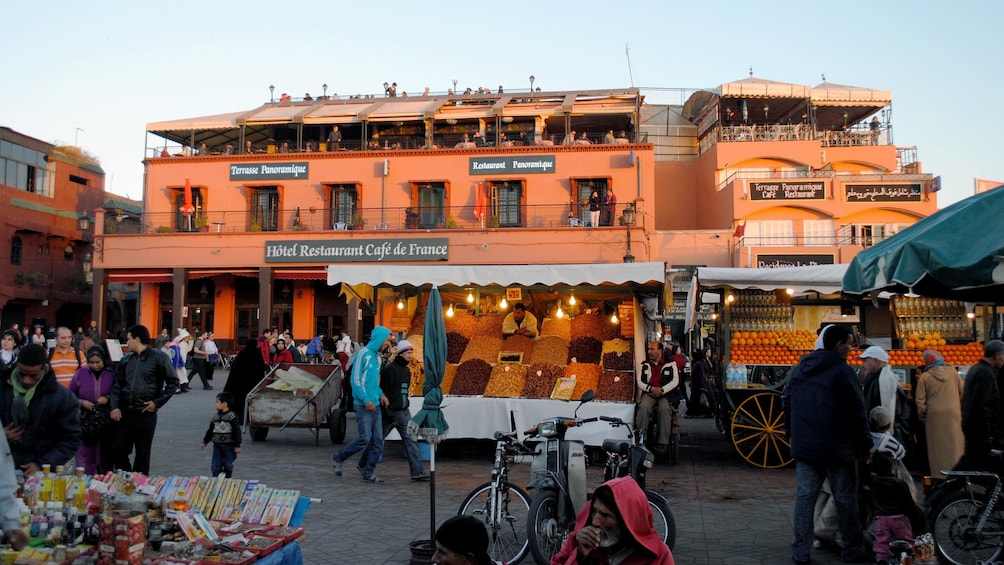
[932,493,1004,565]
[459,481,531,564]
[645,490,676,550]
[527,492,566,565]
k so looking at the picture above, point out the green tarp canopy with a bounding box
[842,187,1004,303]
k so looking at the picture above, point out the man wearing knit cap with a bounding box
[959,340,1004,470]
[379,339,429,480]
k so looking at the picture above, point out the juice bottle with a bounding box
[38,466,52,503]
[70,467,87,509]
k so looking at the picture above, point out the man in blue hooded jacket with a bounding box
[782,325,871,564]
[332,326,391,483]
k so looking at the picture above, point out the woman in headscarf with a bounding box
[69,345,115,474]
[224,338,269,425]
[170,329,192,393]
[1,329,20,370]
[271,339,294,365]
[915,349,965,478]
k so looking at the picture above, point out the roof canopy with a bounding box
[326,262,666,288]
[697,264,849,295]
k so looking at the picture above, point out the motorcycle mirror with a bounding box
[580,389,596,403]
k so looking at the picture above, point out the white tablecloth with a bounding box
[387,397,632,447]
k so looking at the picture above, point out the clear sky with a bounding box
[2,0,1000,207]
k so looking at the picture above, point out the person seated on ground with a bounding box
[553,476,675,564]
[635,340,680,454]
[433,514,504,565]
[501,303,538,338]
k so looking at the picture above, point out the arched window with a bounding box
[10,237,22,265]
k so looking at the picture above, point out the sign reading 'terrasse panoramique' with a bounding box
[264,238,448,263]
[469,156,555,175]
[230,162,309,181]
[749,181,825,200]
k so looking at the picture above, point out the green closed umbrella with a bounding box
[843,187,1004,303]
[410,286,449,545]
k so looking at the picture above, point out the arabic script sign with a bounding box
[749,181,825,200]
[844,183,922,202]
[264,238,449,263]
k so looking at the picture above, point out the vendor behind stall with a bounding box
[502,303,539,338]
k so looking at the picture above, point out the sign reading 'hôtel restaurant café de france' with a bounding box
[749,181,825,200]
[230,162,309,181]
[264,238,449,263]
[469,156,556,175]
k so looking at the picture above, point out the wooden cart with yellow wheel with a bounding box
[717,365,794,469]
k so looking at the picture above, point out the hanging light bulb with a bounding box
[555,303,564,319]
[397,296,405,310]
[467,289,475,303]
[447,304,455,318]
[499,297,508,310]
[569,291,576,306]
[611,312,619,324]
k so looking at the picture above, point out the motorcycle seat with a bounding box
[603,439,630,455]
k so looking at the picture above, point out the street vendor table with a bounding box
[389,397,632,446]
[254,541,303,565]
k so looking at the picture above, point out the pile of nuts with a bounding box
[523,363,565,397]
[565,362,602,399]
[484,363,528,397]
[528,336,569,366]
[459,336,504,364]
[596,369,636,402]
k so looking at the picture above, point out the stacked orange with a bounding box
[848,342,983,367]
[903,332,948,350]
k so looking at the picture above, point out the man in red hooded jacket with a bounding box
[552,477,674,565]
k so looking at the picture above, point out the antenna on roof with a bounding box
[749,66,753,77]
[625,42,635,87]
[821,73,826,82]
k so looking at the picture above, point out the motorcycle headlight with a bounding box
[537,421,557,437]
[643,451,655,469]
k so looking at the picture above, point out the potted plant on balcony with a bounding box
[195,214,209,232]
[405,207,419,229]
[351,214,367,230]
[156,225,173,233]
[249,220,262,232]
[487,215,500,229]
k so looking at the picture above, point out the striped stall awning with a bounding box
[273,268,328,280]
[108,269,173,284]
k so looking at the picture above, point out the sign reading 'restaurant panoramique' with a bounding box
[264,238,448,263]
[230,162,309,181]
[469,156,555,175]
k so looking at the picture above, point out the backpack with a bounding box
[48,344,83,368]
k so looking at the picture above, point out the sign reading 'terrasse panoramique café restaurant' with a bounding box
[469,156,555,175]
[749,181,825,201]
[264,238,448,263]
[230,162,309,181]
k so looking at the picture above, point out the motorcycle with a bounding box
[523,390,675,564]
[924,455,1004,565]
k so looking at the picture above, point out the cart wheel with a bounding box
[328,409,346,444]
[250,426,269,442]
[730,392,792,469]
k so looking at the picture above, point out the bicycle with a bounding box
[458,430,536,564]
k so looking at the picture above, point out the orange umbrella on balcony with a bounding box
[474,182,486,225]
[180,178,195,216]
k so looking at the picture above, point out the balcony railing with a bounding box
[115,203,629,235]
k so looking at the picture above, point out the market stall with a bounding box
[327,262,667,446]
[5,469,311,564]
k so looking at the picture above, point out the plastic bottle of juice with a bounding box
[70,467,87,509]
[38,465,52,503]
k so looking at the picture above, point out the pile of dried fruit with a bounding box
[484,363,528,397]
[446,332,469,364]
[523,363,565,398]
[541,317,571,341]
[450,359,493,395]
[596,369,635,402]
[459,335,503,364]
[602,338,631,354]
[474,314,506,337]
[565,362,601,400]
[602,351,634,371]
[439,363,459,395]
[528,336,569,366]
[408,362,425,396]
[568,336,602,364]
[406,334,424,360]
[500,335,535,359]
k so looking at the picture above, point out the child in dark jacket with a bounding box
[201,391,242,477]
[864,452,923,564]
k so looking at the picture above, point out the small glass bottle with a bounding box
[173,489,189,512]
